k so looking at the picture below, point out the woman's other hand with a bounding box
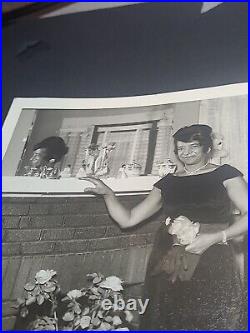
[185,232,221,255]
[81,177,113,197]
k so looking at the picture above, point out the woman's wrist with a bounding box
[103,188,115,199]
[213,231,227,244]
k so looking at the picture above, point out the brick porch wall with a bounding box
[2,195,164,330]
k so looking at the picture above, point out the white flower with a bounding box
[178,223,200,245]
[99,276,123,291]
[67,289,82,299]
[168,216,193,235]
[165,217,171,226]
[80,316,91,329]
[113,315,122,326]
[35,270,56,284]
[168,216,200,245]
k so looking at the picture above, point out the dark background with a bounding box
[2,2,248,121]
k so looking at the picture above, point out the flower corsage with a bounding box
[165,216,200,245]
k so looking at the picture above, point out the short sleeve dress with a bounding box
[140,164,244,330]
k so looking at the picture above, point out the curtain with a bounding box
[96,130,134,177]
[199,95,248,179]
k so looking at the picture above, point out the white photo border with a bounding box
[2,82,248,197]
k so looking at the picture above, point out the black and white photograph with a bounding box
[2,2,248,331]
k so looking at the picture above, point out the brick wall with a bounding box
[2,195,164,330]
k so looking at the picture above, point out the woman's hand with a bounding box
[81,177,114,197]
[185,232,221,255]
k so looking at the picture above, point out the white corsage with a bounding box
[167,216,200,245]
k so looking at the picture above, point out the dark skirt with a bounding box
[139,225,243,331]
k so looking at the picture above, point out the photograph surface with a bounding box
[2,83,248,331]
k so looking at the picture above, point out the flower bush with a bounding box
[14,271,134,331]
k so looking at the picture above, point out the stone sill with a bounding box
[2,176,160,197]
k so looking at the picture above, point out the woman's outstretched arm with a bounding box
[82,177,162,228]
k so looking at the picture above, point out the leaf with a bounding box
[44,324,56,330]
[93,276,102,284]
[98,287,106,295]
[89,295,99,300]
[91,287,100,296]
[86,273,98,280]
[44,316,56,324]
[24,282,35,291]
[20,307,29,318]
[34,322,43,329]
[74,304,81,315]
[63,312,75,322]
[81,290,87,296]
[44,293,50,300]
[74,318,81,326]
[17,298,25,305]
[44,284,56,293]
[32,286,40,296]
[26,296,36,306]
[36,325,45,330]
[124,310,133,323]
[55,286,61,294]
[91,317,101,327]
[99,322,112,330]
[61,296,69,302]
[97,310,104,318]
[113,315,122,326]
[115,327,129,331]
[104,316,113,323]
[98,273,105,280]
[82,307,90,316]
[37,294,45,305]
[80,315,91,329]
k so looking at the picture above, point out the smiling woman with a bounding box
[173,124,213,175]
[83,123,248,330]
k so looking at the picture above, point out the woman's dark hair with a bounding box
[173,124,213,154]
[33,136,69,162]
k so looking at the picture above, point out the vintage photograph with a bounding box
[2,83,248,330]
[2,2,247,331]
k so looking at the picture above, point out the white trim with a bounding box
[97,123,152,132]
[2,192,150,198]
[2,176,160,195]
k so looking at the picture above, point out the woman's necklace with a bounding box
[184,161,209,175]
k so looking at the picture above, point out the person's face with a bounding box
[176,140,207,165]
[30,148,48,167]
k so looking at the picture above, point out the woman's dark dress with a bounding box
[140,164,244,330]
